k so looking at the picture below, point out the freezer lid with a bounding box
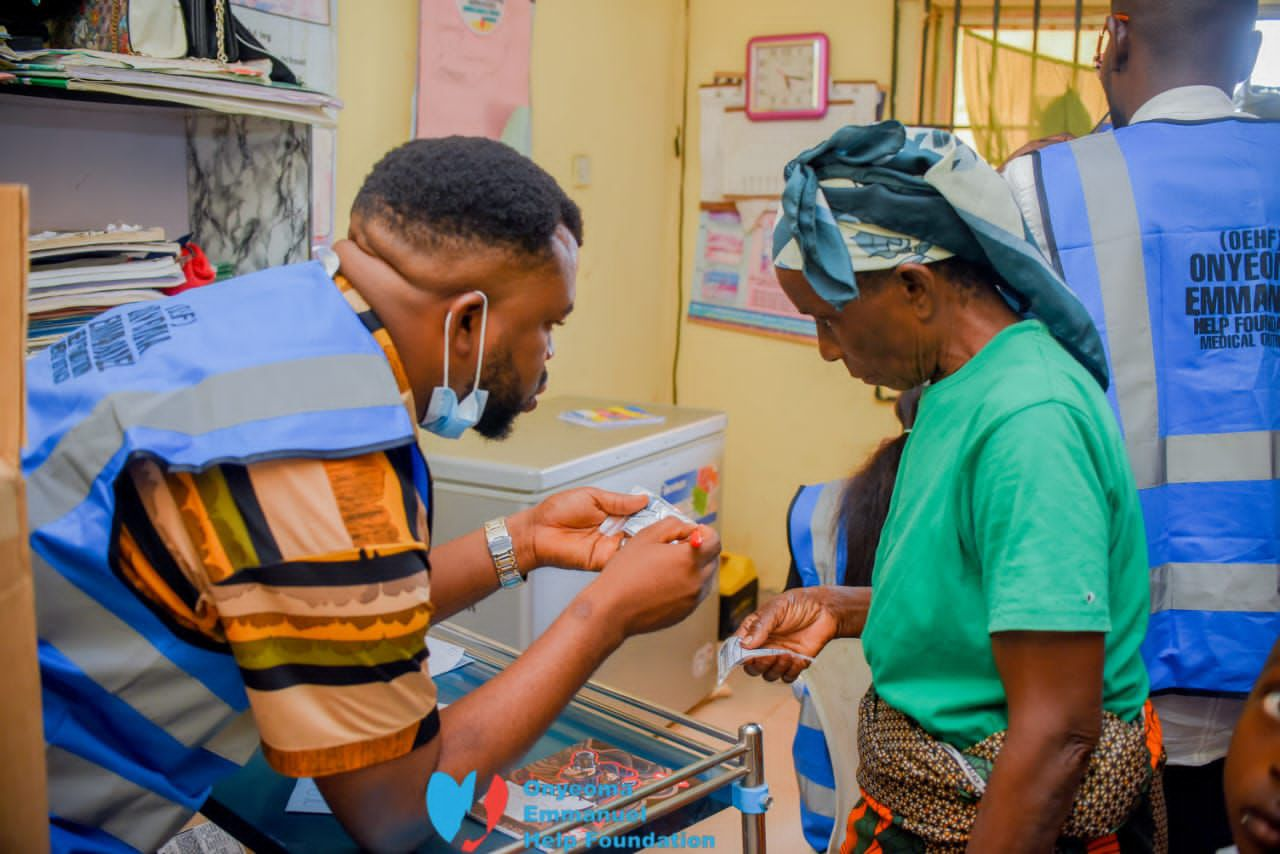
[419,396,727,493]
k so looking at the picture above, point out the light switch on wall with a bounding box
[572,154,592,187]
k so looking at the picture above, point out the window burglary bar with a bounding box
[950,0,964,129]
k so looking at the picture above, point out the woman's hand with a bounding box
[508,488,650,573]
[735,586,871,683]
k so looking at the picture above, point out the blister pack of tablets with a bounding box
[598,488,694,538]
[716,635,814,686]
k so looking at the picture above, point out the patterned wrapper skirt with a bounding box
[839,691,1167,854]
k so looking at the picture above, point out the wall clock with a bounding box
[745,32,830,121]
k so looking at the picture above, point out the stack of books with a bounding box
[27,226,185,353]
[0,43,340,126]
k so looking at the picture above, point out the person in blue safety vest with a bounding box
[24,136,721,853]
[784,389,919,851]
[1004,3,1277,850]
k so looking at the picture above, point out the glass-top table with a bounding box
[203,623,770,853]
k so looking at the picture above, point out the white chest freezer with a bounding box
[420,395,727,712]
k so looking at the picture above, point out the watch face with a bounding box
[747,34,829,119]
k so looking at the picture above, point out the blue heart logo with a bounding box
[426,770,476,842]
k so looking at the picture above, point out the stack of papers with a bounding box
[27,226,185,353]
[0,44,341,126]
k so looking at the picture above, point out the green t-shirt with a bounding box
[862,320,1150,750]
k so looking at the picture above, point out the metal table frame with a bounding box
[435,622,771,853]
[204,623,771,853]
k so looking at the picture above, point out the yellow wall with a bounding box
[678,0,902,589]
[335,0,419,240]
[528,0,686,404]
[335,0,683,403]
[335,1,906,590]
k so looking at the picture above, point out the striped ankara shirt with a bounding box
[109,274,440,778]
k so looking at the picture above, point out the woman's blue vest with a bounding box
[787,481,847,851]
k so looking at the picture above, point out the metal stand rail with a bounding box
[436,623,771,853]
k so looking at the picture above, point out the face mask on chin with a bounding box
[420,291,489,439]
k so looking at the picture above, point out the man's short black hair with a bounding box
[353,136,583,259]
[1125,0,1259,74]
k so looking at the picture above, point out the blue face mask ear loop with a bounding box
[439,290,489,400]
[467,290,489,399]
[439,304,454,396]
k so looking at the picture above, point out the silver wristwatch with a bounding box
[483,517,523,588]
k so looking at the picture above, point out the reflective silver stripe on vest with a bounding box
[1166,431,1280,485]
[797,774,837,819]
[34,553,241,749]
[1152,563,1280,613]
[202,710,260,767]
[26,353,406,530]
[1069,133,1164,489]
[811,482,845,586]
[47,745,193,852]
[799,693,824,730]
[796,692,837,820]
[1069,135,1280,489]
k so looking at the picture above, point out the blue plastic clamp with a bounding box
[731,781,772,814]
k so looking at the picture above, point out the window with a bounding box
[1250,19,1280,86]
[953,26,1106,162]
[906,2,1109,165]
[908,3,1279,163]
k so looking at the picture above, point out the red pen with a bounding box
[689,530,704,549]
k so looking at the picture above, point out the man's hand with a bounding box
[592,516,722,637]
[509,488,650,573]
[317,518,717,851]
[736,586,871,682]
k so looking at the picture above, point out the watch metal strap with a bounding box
[483,517,522,588]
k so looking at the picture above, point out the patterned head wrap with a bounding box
[772,121,1109,389]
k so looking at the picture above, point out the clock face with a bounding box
[746,34,829,119]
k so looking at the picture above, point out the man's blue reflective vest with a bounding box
[24,262,424,852]
[1035,119,1280,695]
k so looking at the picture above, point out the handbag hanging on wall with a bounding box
[178,0,235,62]
[50,0,188,58]
[180,0,300,84]
[50,0,299,84]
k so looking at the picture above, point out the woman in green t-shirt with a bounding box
[736,123,1164,853]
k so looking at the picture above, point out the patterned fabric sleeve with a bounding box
[112,442,439,778]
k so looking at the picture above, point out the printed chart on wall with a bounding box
[691,79,883,342]
[416,0,534,155]
[690,201,817,341]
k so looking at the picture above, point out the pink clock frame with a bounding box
[745,32,831,121]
